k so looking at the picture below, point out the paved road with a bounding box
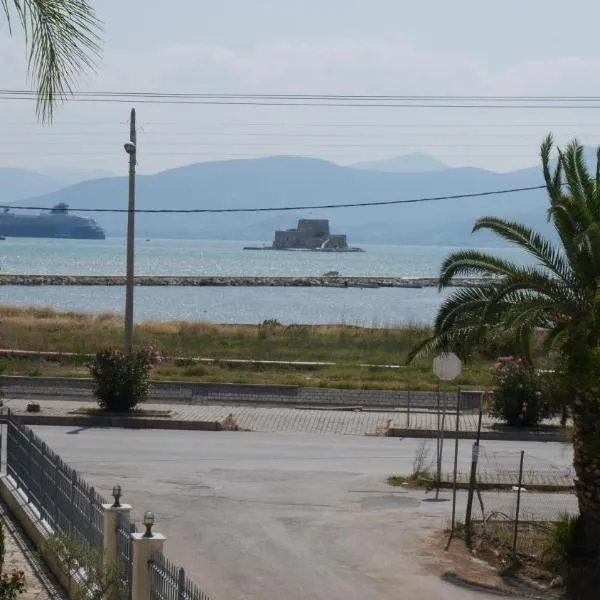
[29,428,573,600]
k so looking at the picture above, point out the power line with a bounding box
[4,121,600,128]
[0,142,570,148]
[1,131,597,140]
[4,90,600,101]
[3,90,600,109]
[0,184,546,214]
[3,96,600,109]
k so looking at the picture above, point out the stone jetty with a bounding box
[0,275,492,288]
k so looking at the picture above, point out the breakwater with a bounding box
[0,275,489,288]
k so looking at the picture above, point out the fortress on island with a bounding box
[244,219,364,252]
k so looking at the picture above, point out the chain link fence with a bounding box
[466,447,577,559]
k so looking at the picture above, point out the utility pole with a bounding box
[124,108,137,353]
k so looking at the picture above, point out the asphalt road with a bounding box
[31,428,574,600]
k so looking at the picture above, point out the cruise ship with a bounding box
[0,203,105,240]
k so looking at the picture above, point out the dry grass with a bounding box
[0,305,500,389]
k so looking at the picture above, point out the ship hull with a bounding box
[0,213,106,240]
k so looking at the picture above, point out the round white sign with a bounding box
[433,352,462,381]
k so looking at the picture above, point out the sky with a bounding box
[3,0,600,176]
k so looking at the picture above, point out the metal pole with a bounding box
[439,387,448,485]
[436,379,441,487]
[406,331,412,429]
[406,365,411,429]
[435,379,444,498]
[512,450,525,556]
[124,108,137,353]
[465,393,484,548]
[446,387,461,550]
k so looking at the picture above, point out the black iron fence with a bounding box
[3,413,211,600]
[149,550,212,600]
[6,414,105,551]
[117,511,134,599]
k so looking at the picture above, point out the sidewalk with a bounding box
[0,500,67,600]
[2,398,569,441]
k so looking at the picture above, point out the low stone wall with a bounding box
[0,274,490,288]
[0,375,482,411]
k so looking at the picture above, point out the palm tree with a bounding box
[2,0,101,122]
[410,135,600,598]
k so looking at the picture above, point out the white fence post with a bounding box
[131,530,166,600]
[102,502,132,569]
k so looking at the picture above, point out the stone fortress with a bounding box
[246,219,363,252]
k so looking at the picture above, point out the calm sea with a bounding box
[0,238,532,325]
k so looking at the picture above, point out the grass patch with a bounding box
[387,470,435,489]
[0,305,554,390]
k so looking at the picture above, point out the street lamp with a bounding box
[142,511,155,538]
[124,108,137,353]
[111,484,122,508]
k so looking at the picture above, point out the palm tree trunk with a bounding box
[567,394,600,599]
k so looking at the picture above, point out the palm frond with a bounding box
[596,146,600,190]
[543,321,572,353]
[541,133,563,203]
[408,134,599,369]
[438,250,519,289]
[488,268,578,310]
[2,0,102,122]
[472,216,574,286]
[563,141,596,217]
[433,285,493,332]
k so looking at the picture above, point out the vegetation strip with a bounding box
[0,306,508,390]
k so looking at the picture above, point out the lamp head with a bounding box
[111,484,122,508]
[143,511,155,538]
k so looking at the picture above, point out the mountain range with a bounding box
[351,153,448,173]
[1,152,588,246]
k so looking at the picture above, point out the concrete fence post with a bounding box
[102,503,132,569]
[131,531,166,600]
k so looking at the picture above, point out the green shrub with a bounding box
[489,356,553,427]
[42,535,126,600]
[543,513,579,573]
[88,346,161,413]
[0,570,25,600]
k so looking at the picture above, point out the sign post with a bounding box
[433,353,462,499]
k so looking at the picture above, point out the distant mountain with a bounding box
[12,154,555,246]
[37,168,116,186]
[351,153,448,173]
[0,168,64,202]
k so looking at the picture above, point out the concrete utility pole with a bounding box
[124,108,137,353]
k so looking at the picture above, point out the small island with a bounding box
[244,219,364,252]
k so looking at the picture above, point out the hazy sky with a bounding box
[3,0,600,176]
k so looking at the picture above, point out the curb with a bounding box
[14,414,222,431]
[10,413,570,446]
[429,481,573,493]
[389,427,568,443]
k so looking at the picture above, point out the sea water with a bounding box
[0,238,533,325]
